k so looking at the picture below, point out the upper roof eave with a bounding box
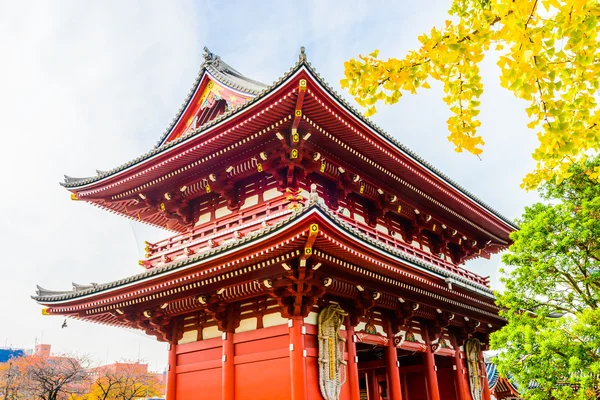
[33,201,494,306]
[60,48,516,231]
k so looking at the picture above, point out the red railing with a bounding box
[141,195,295,269]
[141,197,489,287]
[336,213,490,287]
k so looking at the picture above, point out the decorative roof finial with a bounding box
[203,46,213,62]
[299,46,306,62]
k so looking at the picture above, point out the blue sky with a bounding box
[0,0,538,371]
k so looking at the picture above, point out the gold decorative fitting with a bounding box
[291,149,298,159]
[205,184,211,193]
[138,260,144,266]
[257,163,263,173]
[299,79,307,91]
[295,110,302,117]
[292,131,299,142]
[160,203,166,211]
[310,223,319,234]
[359,185,365,194]
[41,308,50,316]
[320,161,326,172]
[70,193,78,200]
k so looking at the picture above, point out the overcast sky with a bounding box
[0,0,539,371]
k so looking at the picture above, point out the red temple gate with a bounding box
[34,47,515,400]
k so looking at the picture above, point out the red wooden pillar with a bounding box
[289,316,306,400]
[222,330,235,400]
[481,351,491,400]
[451,335,470,400]
[166,321,178,400]
[422,327,441,400]
[367,369,380,400]
[385,320,403,400]
[345,319,360,400]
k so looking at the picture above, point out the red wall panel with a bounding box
[176,367,222,400]
[234,358,291,399]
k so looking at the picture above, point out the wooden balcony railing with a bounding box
[140,196,490,287]
[140,195,295,269]
[335,213,490,287]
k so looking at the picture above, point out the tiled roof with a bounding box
[33,201,494,304]
[59,47,516,230]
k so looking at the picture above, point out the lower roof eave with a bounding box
[34,202,496,310]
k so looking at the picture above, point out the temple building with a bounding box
[34,47,516,400]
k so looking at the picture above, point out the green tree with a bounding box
[490,156,600,399]
[342,0,600,190]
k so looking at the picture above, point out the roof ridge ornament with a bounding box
[299,46,307,62]
[203,46,220,67]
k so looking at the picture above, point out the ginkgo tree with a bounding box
[342,0,600,190]
[491,156,600,399]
